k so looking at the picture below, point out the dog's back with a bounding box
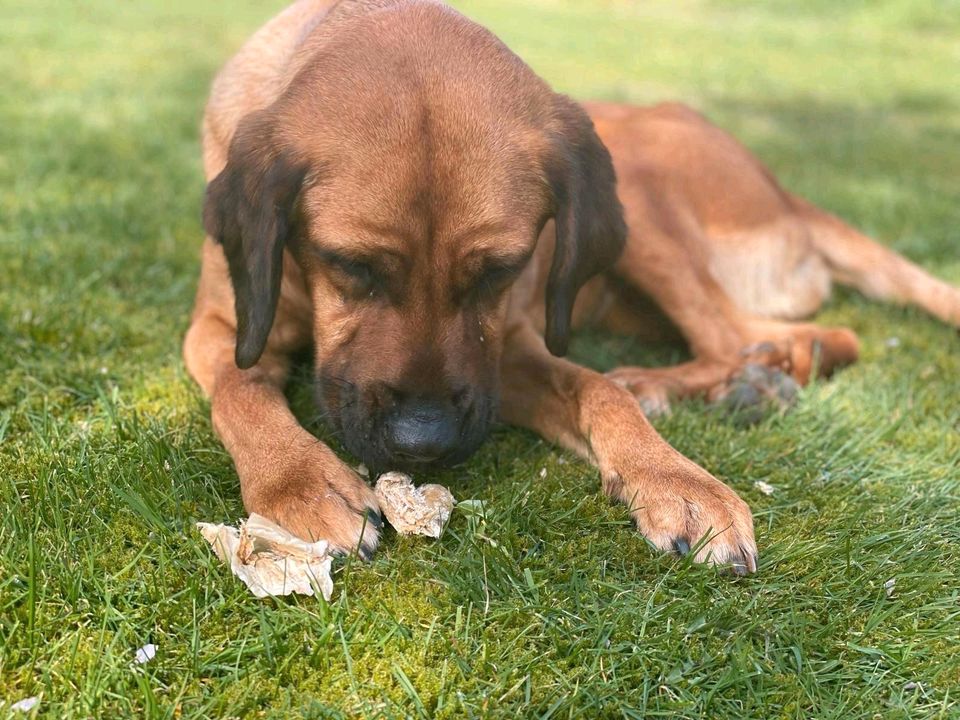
[586,100,960,326]
[202,0,340,178]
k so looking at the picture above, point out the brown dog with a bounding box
[184,0,960,574]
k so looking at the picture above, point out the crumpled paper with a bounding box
[198,476,455,598]
[197,514,334,600]
[374,472,456,538]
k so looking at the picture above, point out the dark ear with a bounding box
[544,98,627,356]
[203,112,306,369]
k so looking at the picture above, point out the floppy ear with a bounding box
[544,98,627,356]
[203,112,306,369]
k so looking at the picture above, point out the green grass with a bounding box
[2,0,959,717]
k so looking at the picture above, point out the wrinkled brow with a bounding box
[306,244,409,278]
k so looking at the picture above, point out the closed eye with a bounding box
[317,250,379,297]
[467,257,529,303]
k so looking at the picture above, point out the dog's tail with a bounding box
[795,198,960,328]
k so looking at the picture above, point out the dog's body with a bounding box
[185,0,960,573]
[563,100,960,410]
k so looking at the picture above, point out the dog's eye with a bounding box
[468,260,525,303]
[320,252,379,298]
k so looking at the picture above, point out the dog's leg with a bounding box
[606,221,859,407]
[501,322,758,574]
[606,314,859,413]
[184,244,379,556]
[800,202,960,327]
[605,348,795,417]
[611,219,754,363]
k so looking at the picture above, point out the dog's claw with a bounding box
[358,537,377,562]
[356,509,383,561]
[727,547,758,576]
[365,508,384,532]
[673,538,691,556]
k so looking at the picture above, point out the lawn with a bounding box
[1,0,959,717]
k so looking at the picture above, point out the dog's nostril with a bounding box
[384,401,461,463]
[451,387,469,408]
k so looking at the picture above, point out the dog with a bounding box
[184,0,960,575]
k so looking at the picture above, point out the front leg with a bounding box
[500,323,758,574]
[183,255,380,556]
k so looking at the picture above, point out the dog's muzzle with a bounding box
[383,397,462,464]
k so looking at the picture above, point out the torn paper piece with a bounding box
[10,697,39,713]
[135,643,157,664]
[753,480,776,496]
[375,472,455,538]
[197,514,334,600]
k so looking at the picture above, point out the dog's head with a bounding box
[202,2,625,472]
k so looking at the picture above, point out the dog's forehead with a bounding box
[299,109,550,259]
[284,1,559,259]
[302,176,539,261]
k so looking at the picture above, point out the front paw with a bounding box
[246,449,381,559]
[604,454,758,575]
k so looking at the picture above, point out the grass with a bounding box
[1,0,959,716]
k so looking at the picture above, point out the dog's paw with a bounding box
[710,362,799,424]
[604,456,758,575]
[741,325,860,383]
[249,450,381,559]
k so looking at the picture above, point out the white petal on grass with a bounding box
[11,697,39,713]
[754,480,776,496]
[135,643,157,664]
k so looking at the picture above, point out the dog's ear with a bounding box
[203,111,307,369]
[544,98,627,356]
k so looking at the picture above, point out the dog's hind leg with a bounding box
[607,214,755,364]
[605,350,797,418]
[799,200,960,327]
[601,215,859,412]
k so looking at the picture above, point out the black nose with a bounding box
[384,399,461,463]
